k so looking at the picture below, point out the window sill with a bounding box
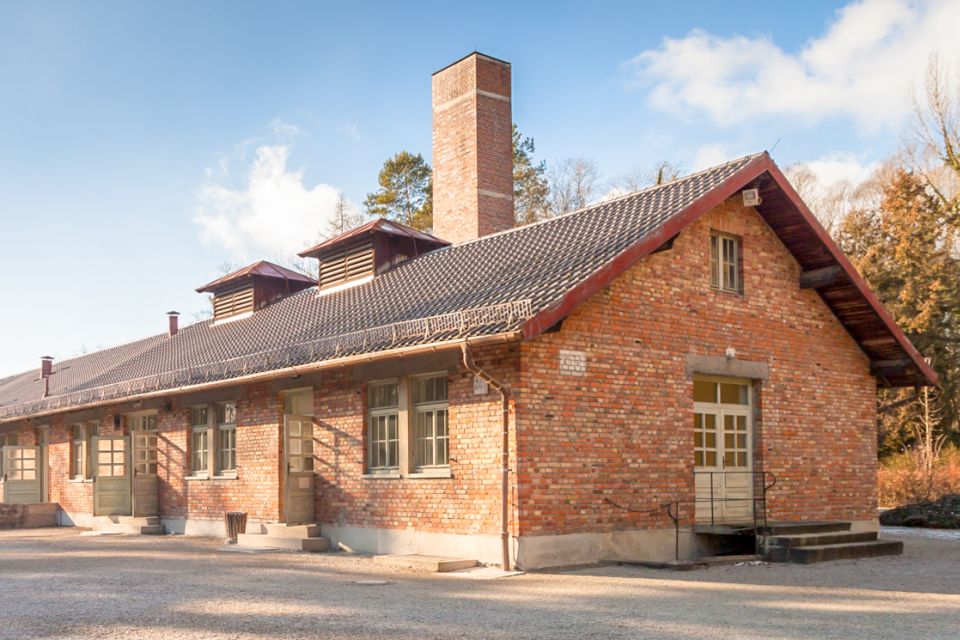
[407,468,452,479]
[185,475,210,481]
[68,478,93,484]
[362,472,401,479]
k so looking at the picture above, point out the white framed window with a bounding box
[710,232,742,293]
[0,432,19,478]
[368,382,399,472]
[190,406,209,476]
[216,402,237,474]
[413,375,449,470]
[71,425,85,479]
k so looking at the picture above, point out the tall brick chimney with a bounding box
[432,52,514,244]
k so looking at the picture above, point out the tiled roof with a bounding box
[3,151,927,421]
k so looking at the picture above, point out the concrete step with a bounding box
[760,521,852,536]
[261,523,322,538]
[765,530,876,549]
[373,554,478,573]
[236,533,330,552]
[787,540,903,564]
[116,516,160,526]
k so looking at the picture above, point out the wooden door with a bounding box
[131,417,159,517]
[694,378,754,524]
[94,436,131,516]
[284,415,315,524]
[2,446,41,504]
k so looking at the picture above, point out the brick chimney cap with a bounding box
[166,310,180,316]
[41,355,53,361]
[432,51,510,76]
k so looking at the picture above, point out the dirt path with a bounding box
[0,528,957,639]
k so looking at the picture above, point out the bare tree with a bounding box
[610,160,683,197]
[910,55,960,222]
[326,191,368,238]
[549,157,601,215]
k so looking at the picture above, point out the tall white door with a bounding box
[284,415,315,524]
[694,378,754,524]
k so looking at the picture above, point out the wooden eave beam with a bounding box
[799,264,843,289]
[870,358,913,377]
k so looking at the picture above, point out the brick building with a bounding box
[0,53,934,568]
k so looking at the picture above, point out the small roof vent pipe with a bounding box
[167,311,180,337]
[40,356,53,398]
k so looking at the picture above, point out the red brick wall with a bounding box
[432,53,514,244]
[315,344,518,536]
[158,384,282,523]
[517,197,878,536]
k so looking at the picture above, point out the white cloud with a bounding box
[339,121,361,141]
[692,144,733,171]
[626,0,960,130]
[193,145,343,261]
[269,118,304,139]
[802,152,879,189]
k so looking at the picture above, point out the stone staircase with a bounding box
[91,515,163,535]
[759,522,902,563]
[236,523,330,552]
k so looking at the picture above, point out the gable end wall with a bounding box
[518,196,878,538]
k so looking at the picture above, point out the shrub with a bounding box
[878,445,960,508]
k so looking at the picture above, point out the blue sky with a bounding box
[1,0,958,377]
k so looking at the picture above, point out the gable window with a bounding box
[710,232,742,293]
[413,375,449,469]
[190,407,209,476]
[216,402,237,474]
[368,382,399,473]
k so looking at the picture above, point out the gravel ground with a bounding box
[1,528,958,640]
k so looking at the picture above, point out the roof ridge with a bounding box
[446,151,768,249]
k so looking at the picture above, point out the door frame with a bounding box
[693,375,755,524]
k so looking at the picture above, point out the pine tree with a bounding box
[512,124,550,225]
[364,152,433,231]
[837,169,960,456]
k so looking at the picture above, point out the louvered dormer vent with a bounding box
[196,260,316,324]
[300,218,451,293]
[318,237,375,289]
[212,285,255,321]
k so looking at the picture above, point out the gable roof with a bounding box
[196,260,315,294]
[298,218,449,259]
[0,152,934,424]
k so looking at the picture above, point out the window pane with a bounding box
[414,375,448,404]
[217,403,236,425]
[705,432,716,448]
[190,407,208,427]
[693,381,716,403]
[719,383,748,405]
[705,452,716,466]
[369,383,398,409]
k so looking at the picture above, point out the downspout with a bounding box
[461,343,511,571]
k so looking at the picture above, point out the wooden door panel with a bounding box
[3,446,41,504]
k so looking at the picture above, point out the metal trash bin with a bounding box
[225,512,248,543]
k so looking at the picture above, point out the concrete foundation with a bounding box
[321,524,503,565]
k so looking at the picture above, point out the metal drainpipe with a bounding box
[461,343,511,571]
